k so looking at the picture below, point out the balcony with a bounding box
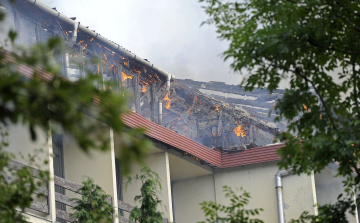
[7,160,155,223]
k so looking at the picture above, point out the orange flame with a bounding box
[122,72,133,81]
[215,105,220,111]
[163,92,171,109]
[233,124,246,137]
[90,37,94,41]
[142,84,147,92]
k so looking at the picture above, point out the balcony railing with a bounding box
[7,160,154,223]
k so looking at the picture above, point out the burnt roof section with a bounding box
[7,0,173,82]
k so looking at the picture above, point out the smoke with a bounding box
[39,0,242,85]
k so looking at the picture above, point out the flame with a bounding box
[233,124,246,137]
[142,84,147,92]
[303,105,307,110]
[163,92,171,109]
[82,43,87,50]
[215,105,220,111]
[124,61,128,66]
[103,54,108,62]
[122,72,133,81]
[90,38,94,41]
[78,40,84,45]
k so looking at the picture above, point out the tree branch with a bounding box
[308,39,360,55]
[293,68,338,131]
[353,61,360,118]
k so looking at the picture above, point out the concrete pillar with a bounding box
[47,128,56,222]
[165,152,173,222]
[110,128,119,223]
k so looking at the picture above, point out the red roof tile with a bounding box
[221,144,283,168]
[5,50,285,169]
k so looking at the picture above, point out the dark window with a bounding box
[115,158,123,216]
[52,134,66,223]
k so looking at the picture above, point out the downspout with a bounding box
[68,22,79,48]
[65,22,78,79]
[158,74,171,125]
[64,53,70,79]
[275,169,291,223]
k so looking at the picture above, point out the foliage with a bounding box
[200,0,360,221]
[199,186,263,223]
[0,0,151,222]
[290,196,355,223]
[0,1,151,176]
[126,166,164,223]
[70,177,114,223]
[0,127,49,223]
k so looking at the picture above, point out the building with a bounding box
[0,0,358,223]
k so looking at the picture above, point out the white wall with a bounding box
[122,151,172,220]
[315,165,359,223]
[172,161,317,223]
[172,175,215,223]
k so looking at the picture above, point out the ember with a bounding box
[233,124,246,137]
[122,72,133,81]
[142,84,147,92]
[163,92,171,109]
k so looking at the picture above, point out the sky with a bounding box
[39,0,242,85]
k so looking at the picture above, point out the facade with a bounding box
[0,1,359,223]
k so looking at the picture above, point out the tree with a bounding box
[199,186,263,223]
[0,0,151,221]
[126,166,164,223]
[70,177,114,223]
[0,127,49,223]
[200,0,360,221]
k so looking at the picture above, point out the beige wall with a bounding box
[122,151,172,220]
[172,161,317,223]
[172,174,215,223]
[5,123,50,171]
[315,165,359,223]
[282,172,317,221]
[215,162,316,222]
[62,119,115,198]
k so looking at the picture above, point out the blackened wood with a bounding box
[118,200,134,213]
[14,10,20,33]
[55,192,76,207]
[150,83,157,122]
[119,216,130,223]
[56,209,75,222]
[117,64,123,92]
[35,23,42,43]
[7,160,41,179]
[134,72,141,114]
[4,174,49,196]
[29,201,48,214]
[54,175,81,193]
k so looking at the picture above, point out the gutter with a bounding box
[275,169,291,223]
[25,0,174,81]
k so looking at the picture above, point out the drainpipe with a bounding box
[158,75,171,125]
[275,169,291,223]
[64,53,70,79]
[68,22,79,48]
[158,101,163,125]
